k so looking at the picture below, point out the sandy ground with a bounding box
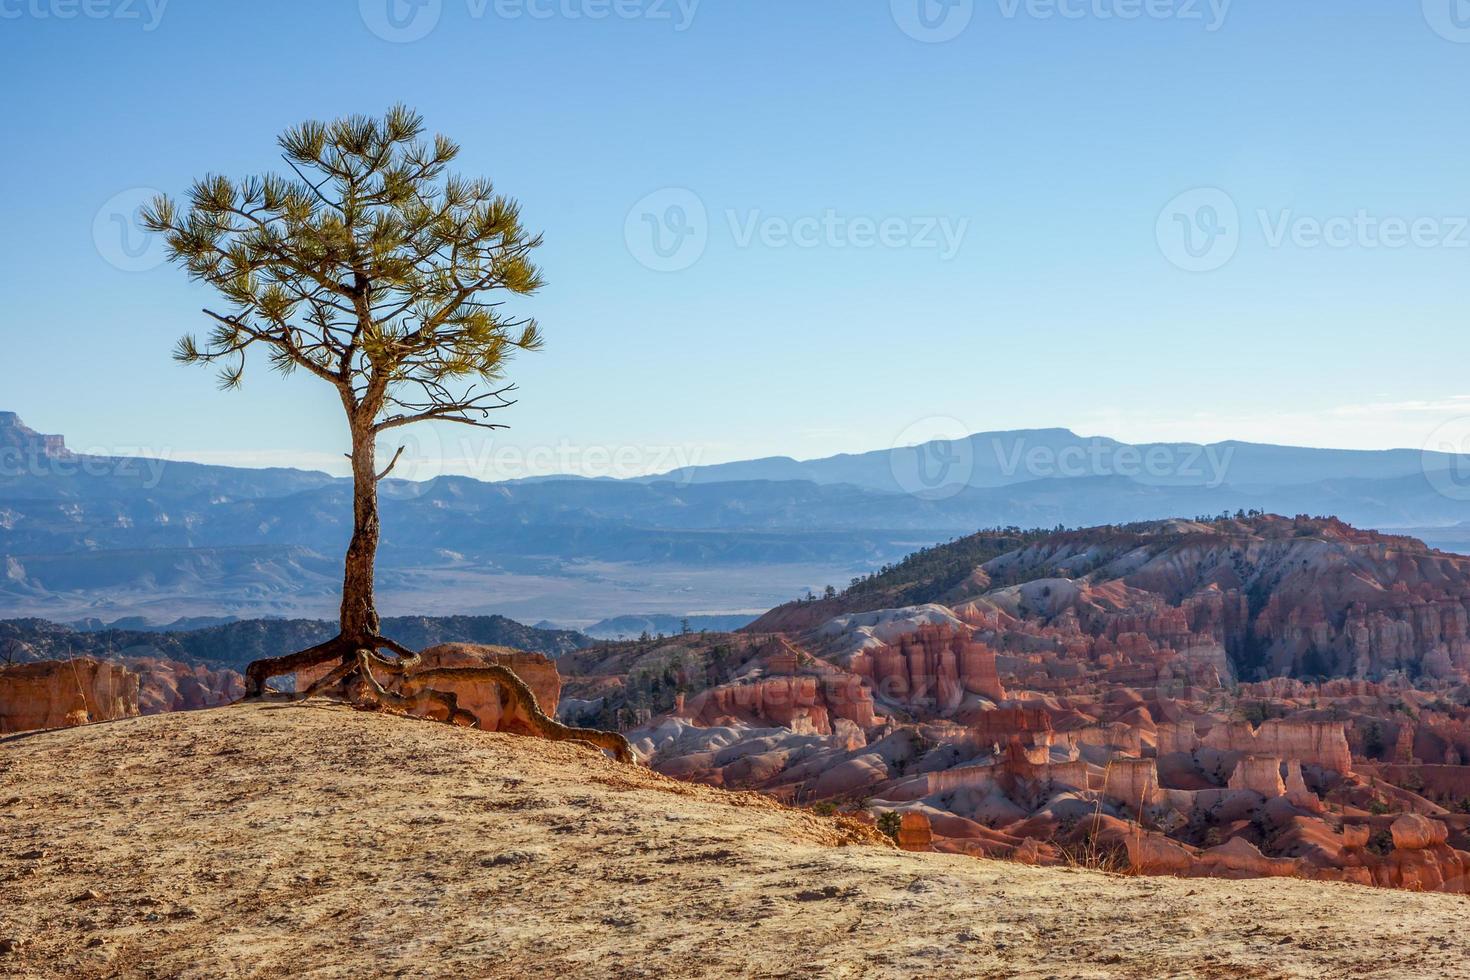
[2,704,1468,980]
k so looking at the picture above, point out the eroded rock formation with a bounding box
[616,519,1470,895]
[0,658,138,733]
[391,644,561,733]
[128,659,245,714]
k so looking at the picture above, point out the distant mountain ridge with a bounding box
[4,411,1470,623]
[643,427,1457,492]
[0,411,67,458]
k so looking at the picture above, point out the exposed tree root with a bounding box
[244,636,353,699]
[241,636,635,764]
[347,650,480,728]
[401,665,636,763]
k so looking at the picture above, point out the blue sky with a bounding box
[3,0,1470,479]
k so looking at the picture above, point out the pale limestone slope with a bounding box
[1,704,1467,980]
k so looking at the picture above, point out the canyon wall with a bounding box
[0,658,138,733]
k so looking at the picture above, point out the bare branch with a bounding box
[375,445,407,482]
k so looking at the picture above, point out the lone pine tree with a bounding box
[144,106,630,760]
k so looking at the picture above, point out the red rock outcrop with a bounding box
[1390,813,1448,850]
[1195,838,1301,879]
[681,672,879,735]
[0,658,139,733]
[976,516,1470,682]
[388,644,561,733]
[1105,759,1162,807]
[848,627,1004,712]
[965,706,1051,746]
[1227,756,1287,797]
[897,811,934,851]
[620,517,1470,897]
[1378,815,1470,892]
[127,659,244,714]
[1200,720,1354,775]
[684,676,832,734]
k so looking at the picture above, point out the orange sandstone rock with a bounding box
[1202,720,1353,775]
[128,658,244,714]
[1104,759,1162,808]
[1227,756,1287,798]
[897,811,934,852]
[0,658,139,734]
[389,644,562,734]
[1390,813,1449,851]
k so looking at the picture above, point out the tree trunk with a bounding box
[235,410,638,762]
[340,414,381,646]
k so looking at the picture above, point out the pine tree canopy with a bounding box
[142,104,544,436]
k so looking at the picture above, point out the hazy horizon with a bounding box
[7,408,1469,483]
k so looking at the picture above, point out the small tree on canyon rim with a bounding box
[143,106,630,761]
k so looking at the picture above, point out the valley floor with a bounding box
[2,704,1468,979]
[0,560,855,630]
